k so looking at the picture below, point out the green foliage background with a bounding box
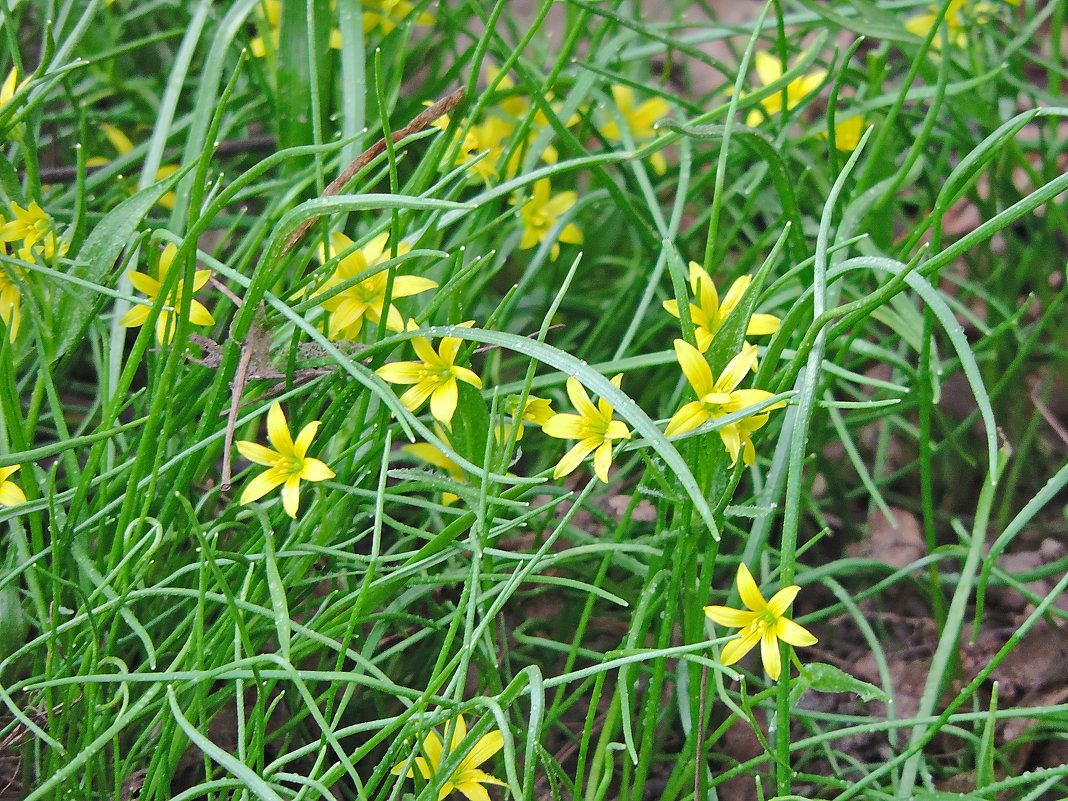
[1,0,1067,799]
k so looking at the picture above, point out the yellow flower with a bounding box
[0,465,26,507]
[601,85,670,174]
[0,202,62,258]
[376,321,482,428]
[119,243,215,344]
[542,374,631,483]
[443,116,514,186]
[717,411,775,469]
[0,67,29,109]
[663,262,780,353]
[363,0,435,34]
[250,0,344,57]
[403,426,465,506]
[249,0,281,58]
[704,563,817,681]
[906,0,1020,50]
[97,123,180,209]
[314,231,435,339]
[820,115,866,152]
[513,179,582,261]
[745,50,827,127]
[499,394,554,442]
[236,402,335,519]
[664,340,785,466]
[391,714,505,801]
[489,67,577,172]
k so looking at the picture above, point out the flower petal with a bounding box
[0,480,26,507]
[720,628,760,667]
[775,617,818,648]
[455,782,490,801]
[280,474,302,518]
[722,389,781,415]
[410,336,441,366]
[688,262,718,316]
[362,232,391,264]
[760,630,783,680]
[127,271,161,297]
[462,730,503,770]
[715,344,758,393]
[721,275,752,315]
[591,440,614,483]
[452,365,483,389]
[119,305,150,328]
[461,769,507,787]
[403,443,460,474]
[565,377,599,421]
[188,300,215,327]
[604,419,630,441]
[718,424,742,468]
[735,563,767,612]
[391,275,438,298]
[703,605,755,629]
[766,584,802,617]
[292,420,322,459]
[191,269,213,292]
[558,222,583,245]
[665,402,709,438]
[754,50,783,87]
[542,413,587,440]
[377,361,425,385]
[553,439,597,479]
[430,378,459,426]
[154,312,177,345]
[266,402,295,454]
[746,312,780,336]
[674,339,714,397]
[421,730,444,771]
[239,466,288,505]
[399,381,438,413]
[300,458,335,483]
[236,441,280,467]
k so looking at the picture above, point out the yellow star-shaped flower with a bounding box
[376,321,482,428]
[513,178,582,261]
[601,84,670,174]
[499,394,554,442]
[119,243,215,345]
[704,563,818,681]
[906,0,1019,51]
[314,231,435,340]
[236,402,335,519]
[391,714,506,801]
[664,340,785,467]
[663,262,780,353]
[363,0,435,34]
[0,201,63,259]
[542,374,631,483]
[745,50,827,127]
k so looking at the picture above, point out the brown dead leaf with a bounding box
[846,507,925,571]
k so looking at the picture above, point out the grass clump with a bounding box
[2,1,1067,799]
